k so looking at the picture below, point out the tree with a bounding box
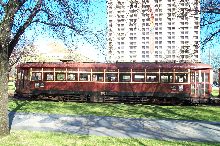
[200,0,220,50]
[0,0,93,135]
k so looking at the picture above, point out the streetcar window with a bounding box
[205,73,209,82]
[17,71,22,80]
[196,72,200,82]
[106,69,118,72]
[146,73,158,82]
[67,73,77,81]
[79,68,91,72]
[160,73,173,83]
[43,68,54,71]
[80,73,91,81]
[133,74,145,82]
[201,73,205,82]
[175,73,188,83]
[92,68,104,72]
[191,72,195,82]
[205,84,209,93]
[44,72,54,81]
[55,68,66,72]
[106,73,118,82]
[67,68,78,72]
[56,73,65,81]
[23,69,29,80]
[92,73,104,82]
[119,73,131,82]
[191,84,195,94]
[31,72,42,81]
[32,68,42,71]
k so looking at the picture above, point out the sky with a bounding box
[20,0,220,64]
[22,0,107,62]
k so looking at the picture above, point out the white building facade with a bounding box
[107,0,200,62]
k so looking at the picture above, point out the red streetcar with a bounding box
[15,61,213,103]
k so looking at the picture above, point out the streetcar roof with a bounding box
[17,62,212,70]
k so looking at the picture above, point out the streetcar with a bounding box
[15,61,213,104]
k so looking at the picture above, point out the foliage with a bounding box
[0,130,218,146]
[1,0,96,58]
[8,99,220,122]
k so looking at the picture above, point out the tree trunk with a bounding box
[0,52,9,136]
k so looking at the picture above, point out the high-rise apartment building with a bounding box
[107,0,200,62]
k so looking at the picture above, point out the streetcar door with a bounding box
[17,69,24,91]
[190,70,202,97]
[197,70,203,97]
[17,69,30,91]
[191,70,209,98]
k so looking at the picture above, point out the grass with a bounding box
[8,81,16,95]
[8,99,220,122]
[211,87,219,97]
[0,130,219,146]
[6,99,220,145]
[6,86,220,145]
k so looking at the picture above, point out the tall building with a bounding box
[107,0,200,62]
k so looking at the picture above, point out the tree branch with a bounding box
[201,7,220,14]
[33,20,83,35]
[201,29,220,46]
[8,0,42,57]
[200,17,220,27]
[0,1,6,7]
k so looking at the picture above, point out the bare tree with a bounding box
[200,0,220,49]
[0,0,93,135]
[201,48,220,81]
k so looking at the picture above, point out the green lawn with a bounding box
[211,87,219,97]
[5,85,220,145]
[8,81,16,96]
[8,99,220,122]
[5,99,220,145]
[0,130,218,146]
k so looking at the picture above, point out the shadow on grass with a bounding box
[8,99,30,131]
[6,99,220,144]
